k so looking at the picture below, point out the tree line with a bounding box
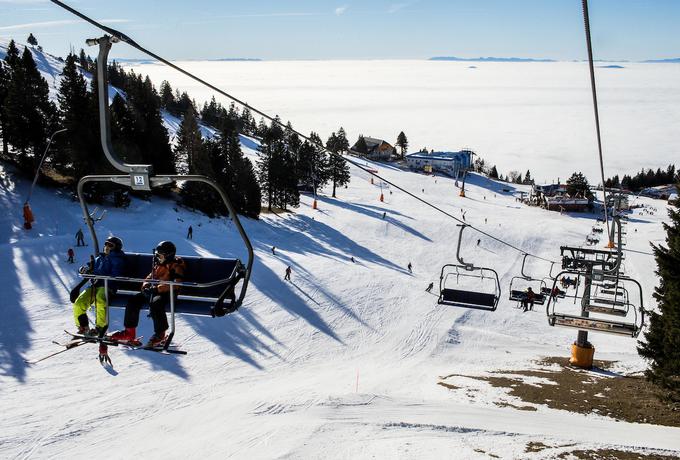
[0,37,352,219]
[605,165,677,192]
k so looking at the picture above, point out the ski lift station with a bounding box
[405,149,473,177]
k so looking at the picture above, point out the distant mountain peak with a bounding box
[429,56,555,62]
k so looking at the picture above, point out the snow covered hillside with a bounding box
[1,141,678,458]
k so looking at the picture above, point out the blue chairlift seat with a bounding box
[103,253,244,317]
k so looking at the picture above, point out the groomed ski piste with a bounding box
[1,42,680,459]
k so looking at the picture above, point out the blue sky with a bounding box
[1,0,679,61]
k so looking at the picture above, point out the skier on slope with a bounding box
[71,236,125,358]
[110,241,186,347]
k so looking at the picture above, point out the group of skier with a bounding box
[71,235,185,360]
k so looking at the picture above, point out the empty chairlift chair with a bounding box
[546,270,644,337]
[438,225,501,311]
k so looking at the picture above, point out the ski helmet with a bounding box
[105,235,123,251]
[155,240,176,259]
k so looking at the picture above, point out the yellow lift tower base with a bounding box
[570,342,595,369]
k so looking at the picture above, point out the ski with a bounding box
[24,339,87,364]
[52,338,86,348]
[122,343,188,355]
[65,331,187,355]
[64,330,121,346]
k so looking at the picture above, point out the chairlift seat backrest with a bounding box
[599,289,625,296]
[116,253,241,298]
[101,253,244,316]
[590,297,626,307]
[584,304,628,317]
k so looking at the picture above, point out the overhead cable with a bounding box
[49,0,556,264]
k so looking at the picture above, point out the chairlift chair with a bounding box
[508,254,547,305]
[70,36,254,350]
[546,269,644,337]
[438,225,501,311]
[540,262,566,298]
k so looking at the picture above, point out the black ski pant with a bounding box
[124,291,171,335]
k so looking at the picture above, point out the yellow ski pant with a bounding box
[72,286,108,329]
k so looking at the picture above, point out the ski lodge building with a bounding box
[349,137,396,161]
[405,149,473,177]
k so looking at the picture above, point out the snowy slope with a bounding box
[1,146,677,459]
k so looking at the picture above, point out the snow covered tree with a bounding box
[27,33,38,47]
[396,131,408,159]
[638,193,680,396]
[508,171,522,184]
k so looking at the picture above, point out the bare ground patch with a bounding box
[439,356,680,427]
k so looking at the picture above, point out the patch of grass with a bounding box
[556,448,679,459]
[525,441,551,453]
[436,381,459,390]
[439,357,680,427]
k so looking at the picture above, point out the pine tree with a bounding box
[224,128,261,217]
[159,80,176,111]
[54,53,94,179]
[336,127,350,155]
[524,169,533,185]
[27,33,38,47]
[396,131,408,159]
[0,61,9,158]
[240,107,254,135]
[257,119,286,211]
[212,120,261,218]
[125,74,175,174]
[1,40,20,159]
[638,193,680,396]
[278,123,300,210]
[326,131,351,198]
[566,172,594,201]
[177,108,221,215]
[489,165,499,179]
[354,135,368,155]
[110,94,144,166]
[297,132,329,192]
[4,46,56,172]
